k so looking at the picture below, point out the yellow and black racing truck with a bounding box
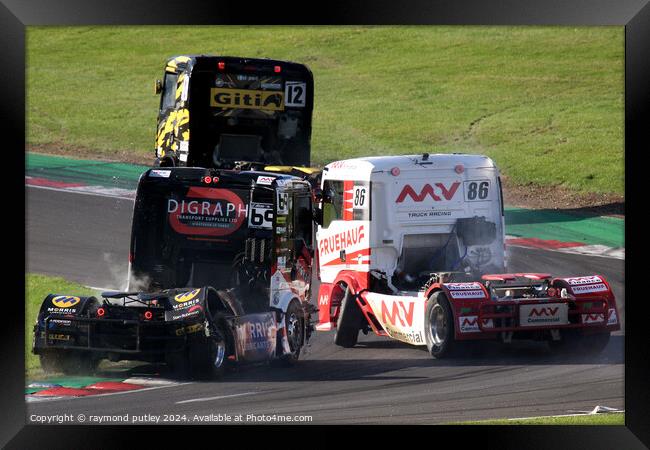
[154,55,319,183]
[31,56,322,379]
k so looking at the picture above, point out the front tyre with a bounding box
[424,291,456,359]
[334,284,363,348]
[274,300,304,367]
[187,320,229,379]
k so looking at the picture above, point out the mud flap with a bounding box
[232,313,277,362]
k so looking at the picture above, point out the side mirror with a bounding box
[154,79,163,95]
[312,187,323,203]
[322,188,335,204]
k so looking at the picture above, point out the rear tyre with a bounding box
[424,291,457,359]
[59,351,100,375]
[274,300,304,367]
[584,332,610,355]
[334,284,363,348]
[188,320,228,379]
[549,329,610,356]
[39,350,64,374]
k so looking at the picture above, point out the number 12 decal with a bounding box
[464,180,490,201]
[285,81,306,107]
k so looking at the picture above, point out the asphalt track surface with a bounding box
[26,186,625,424]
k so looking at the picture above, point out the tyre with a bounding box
[584,332,610,355]
[59,351,100,375]
[334,284,363,348]
[39,349,63,374]
[274,300,304,367]
[165,349,190,379]
[550,330,610,356]
[187,319,229,380]
[424,291,457,359]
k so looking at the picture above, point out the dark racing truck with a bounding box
[33,167,317,378]
[153,55,317,182]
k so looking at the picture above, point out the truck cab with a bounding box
[315,153,506,337]
[154,55,314,174]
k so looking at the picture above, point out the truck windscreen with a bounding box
[188,69,312,168]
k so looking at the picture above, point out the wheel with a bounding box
[187,319,229,379]
[334,284,363,348]
[424,291,457,359]
[274,300,304,366]
[165,349,190,379]
[584,332,610,355]
[59,351,100,375]
[550,330,610,356]
[39,350,64,374]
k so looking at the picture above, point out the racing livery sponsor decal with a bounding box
[394,179,465,223]
[167,187,247,236]
[256,175,275,185]
[582,313,605,324]
[233,313,277,361]
[51,296,81,309]
[444,283,487,299]
[44,295,89,315]
[209,88,284,111]
[149,169,171,178]
[318,225,366,259]
[571,283,608,294]
[174,289,201,303]
[463,180,491,202]
[395,182,461,203]
[564,276,603,286]
[607,308,618,326]
[248,202,273,230]
[519,303,568,327]
[457,316,494,333]
[364,293,425,345]
[166,289,203,321]
[284,81,306,107]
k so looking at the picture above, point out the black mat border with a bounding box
[3,1,648,448]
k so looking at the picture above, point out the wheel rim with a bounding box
[428,304,447,346]
[286,312,302,352]
[212,339,226,369]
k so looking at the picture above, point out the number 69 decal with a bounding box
[464,180,490,201]
[248,203,274,229]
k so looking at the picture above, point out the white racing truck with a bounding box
[314,154,620,358]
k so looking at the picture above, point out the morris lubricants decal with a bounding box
[210,88,284,111]
[168,187,247,236]
[51,296,81,308]
[174,289,201,303]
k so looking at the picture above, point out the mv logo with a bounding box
[319,294,329,306]
[528,307,559,317]
[396,182,460,203]
[461,317,478,327]
[381,300,415,327]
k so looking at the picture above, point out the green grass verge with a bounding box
[27,26,623,195]
[451,413,624,425]
[25,273,98,380]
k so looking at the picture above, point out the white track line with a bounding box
[175,392,258,405]
[26,183,135,201]
[505,410,624,421]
